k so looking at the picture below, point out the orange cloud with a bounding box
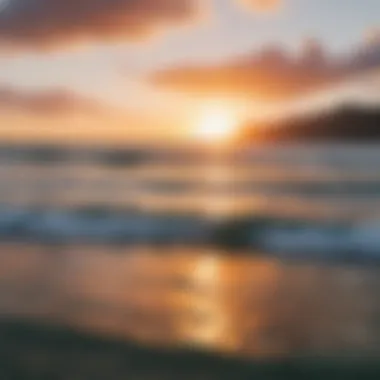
[151,38,380,102]
[0,0,201,50]
[238,0,282,12]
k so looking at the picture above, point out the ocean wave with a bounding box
[213,217,380,259]
[0,206,209,244]
[0,206,379,258]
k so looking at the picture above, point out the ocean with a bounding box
[0,143,379,256]
[0,143,380,358]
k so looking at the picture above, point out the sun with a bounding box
[194,106,238,143]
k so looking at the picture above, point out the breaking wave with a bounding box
[0,206,379,260]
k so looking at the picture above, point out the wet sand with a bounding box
[1,243,380,358]
[2,318,380,380]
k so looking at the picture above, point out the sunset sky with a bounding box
[0,0,379,143]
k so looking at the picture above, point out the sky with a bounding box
[0,0,379,143]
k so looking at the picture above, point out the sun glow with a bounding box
[194,106,239,143]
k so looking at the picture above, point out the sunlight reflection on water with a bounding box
[185,253,225,348]
[0,245,379,358]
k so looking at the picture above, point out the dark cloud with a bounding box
[151,38,380,101]
[0,0,200,49]
[0,86,102,115]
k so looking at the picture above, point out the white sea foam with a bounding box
[0,207,379,260]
